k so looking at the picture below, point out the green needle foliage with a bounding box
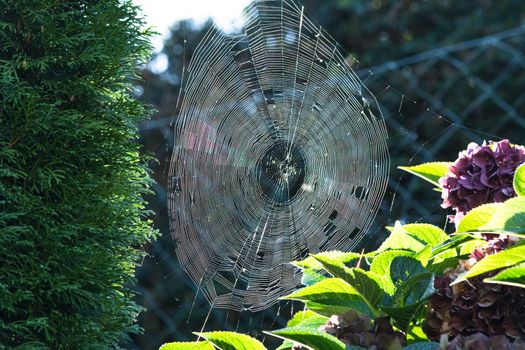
[0,0,158,347]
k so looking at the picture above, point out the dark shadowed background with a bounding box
[128,1,525,348]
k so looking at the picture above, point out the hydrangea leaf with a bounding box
[383,260,434,325]
[370,250,414,293]
[430,233,482,257]
[478,196,525,234]
[281,278,374,318]
[393,272,434,307]
[293,256,324,270]
[312,254,386,309]
[159,341,214,350]
[427,236,486,275]
[428,251,461,274]
[287,310,328,328]
[458,239,485,255]
[301,267,327,287]
[406,325,428,343]
[275,342,292,350]
[381,302,426,332]
[389,256,428,288]
[266,326,348,350]
[277,311,329,350]
[379,223,446,259]
[195,331,265,350]
[293,251,360,270]
[402,223,448,246]
[514,163,525,197]
[484,262,525,288]
[414,245,433,267]
[451,244,525,285]
[456,203,503,233]
[377,221,427,253]
[398,162,452,187]
[295,251,361,287]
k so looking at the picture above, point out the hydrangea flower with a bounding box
[439,139,525,223]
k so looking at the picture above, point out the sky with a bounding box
[133,0,252,52]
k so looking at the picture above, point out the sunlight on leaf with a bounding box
[312,254,386,310]
[430,233,482,257]
[451,244,525,285]
[377,221,427,253]
[479,197,525,234]
[514,163,525,197]
[281,278,374,317]
[267,326,348,350]
[370,250,414,293]
[159,341,214,350]
[456,203,503,233]
[276,311,329,350]
[484,262,525,288]
[402,223,448,246]
[194,331,266,350]
[398,162,452,187]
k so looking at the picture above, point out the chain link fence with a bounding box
[362,24,525,238]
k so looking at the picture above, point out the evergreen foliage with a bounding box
[0,0,157,347]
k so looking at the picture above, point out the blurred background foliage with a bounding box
[130,1,525,349]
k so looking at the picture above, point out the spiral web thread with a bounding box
[167,0,390,312]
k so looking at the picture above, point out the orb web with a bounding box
[167,0,390,312]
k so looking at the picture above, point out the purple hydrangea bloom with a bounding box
[439,140,525,222]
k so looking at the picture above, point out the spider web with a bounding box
[167,0,390,312]
[132,5,525,348]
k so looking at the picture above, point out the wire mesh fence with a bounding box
[129,24,525,349]
[362,23,525,236]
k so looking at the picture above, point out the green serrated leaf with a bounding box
[406,325,428,343]
[426,234,486,275]
[281,278,374,317]
[451,244,525,285]
[275,342,293,350]
[287,310,328,328]
[159,341,214,350]
[484,262,525,288]
[275,342,292,350]
[373,255,433,321]
[389,256,428,288]
[381,302,426,332]
[314,251,363,268]
[478,197,525,233]
[294,251,360,270]
[414,245,433,267]
[378,221,427,253]
[514,163,525,197]
[312,254,385,313]
[301,267,327,287]
[430,233,482,257]
[393,272,434,306]
[458,239,485,255]
[402,223,448,246]
[427,249,460,274]
[195,331,265,350]
[370,250,414,294]
[278,312,329,350]
[293,256,324,270]
[398,162,452,187]
[267,326,347,350]
[456,203,503,233]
